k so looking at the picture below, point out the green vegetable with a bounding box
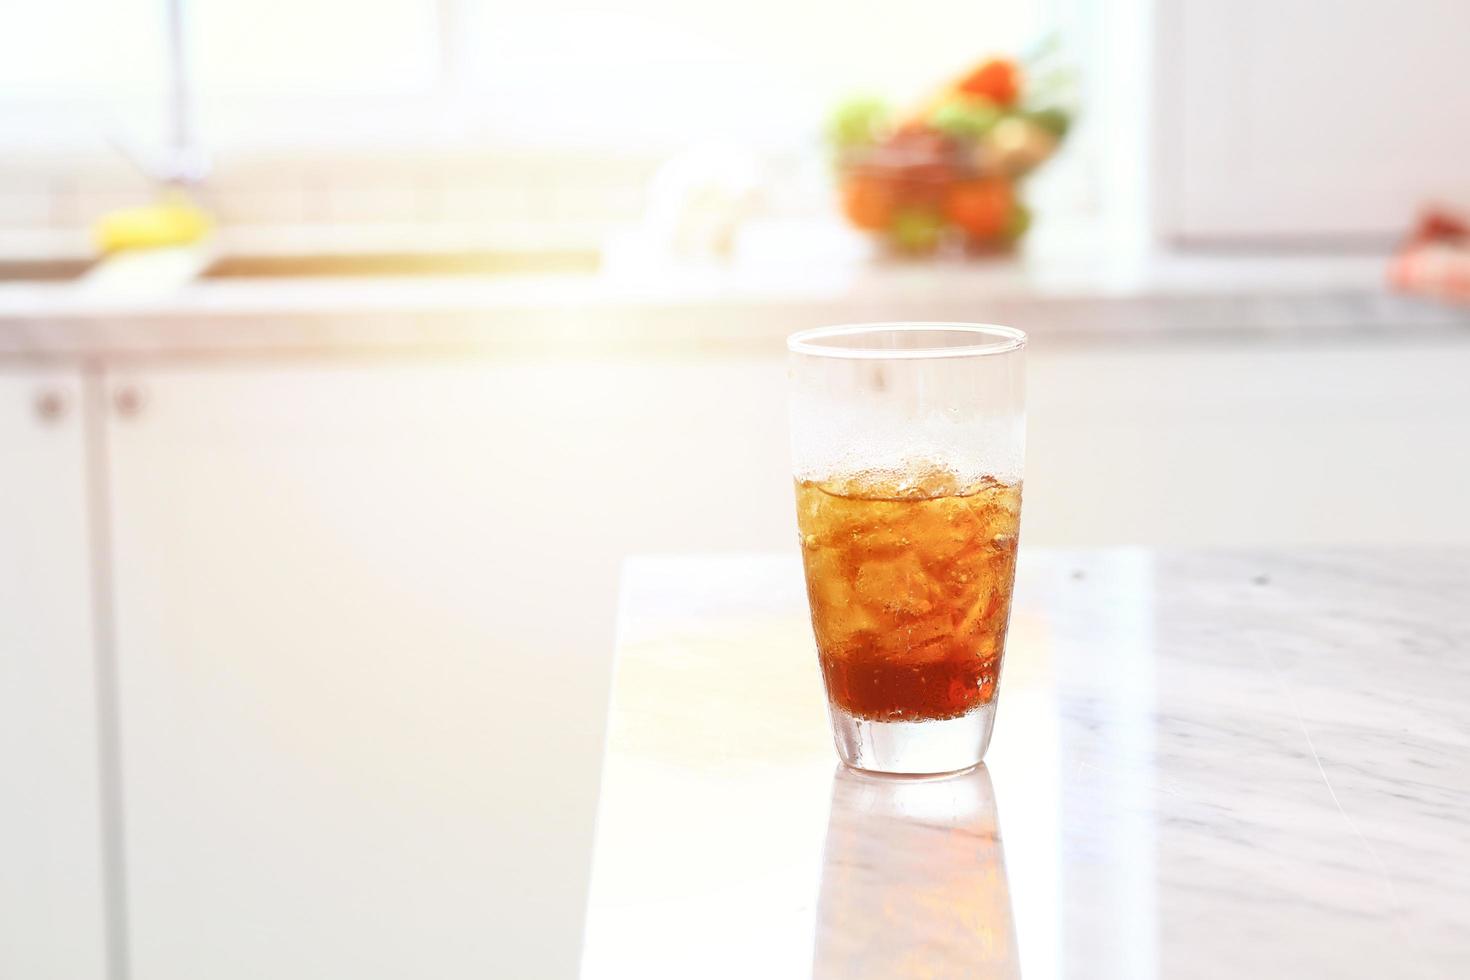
[890,209,944,253]
[930,99,1001,139]
[827,97,892,152]
[1003,201,1032,242]
[1024,107,1071,139]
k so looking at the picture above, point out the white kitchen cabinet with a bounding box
[0,369,109,980]
[1024,340,1470,547]
[102,358,790,980]
[92,338,1470,979]
[1159,0,1470,242]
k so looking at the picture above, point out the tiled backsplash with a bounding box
[0,149,658,230]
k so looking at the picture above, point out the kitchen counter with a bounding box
[2,244,1469,359]
[582,550,1470,978]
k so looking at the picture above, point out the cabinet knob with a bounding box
[113,385,146,419]
[33,387,69,424]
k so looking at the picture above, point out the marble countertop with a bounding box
[2,245,1468,359]
[581,550,1470,978]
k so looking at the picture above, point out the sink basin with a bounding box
[0,258,98,282]
[200,250,599,278]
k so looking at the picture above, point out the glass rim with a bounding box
[786,322,1027,360]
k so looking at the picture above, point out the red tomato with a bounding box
[957,59,1022,107]
[944,179,1014,240]
[875,130,961,207]
[841,174,898,231]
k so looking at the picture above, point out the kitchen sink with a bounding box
[199,249,600,278]
[0,249,601,286]
[0,258,98,282]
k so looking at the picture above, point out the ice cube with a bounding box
[854,557,934,615]
[875,615,954,663]
[956,583,1000,636]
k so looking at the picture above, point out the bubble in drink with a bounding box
[795,466,1021,722]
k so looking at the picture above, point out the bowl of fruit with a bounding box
[829,53,1072,255]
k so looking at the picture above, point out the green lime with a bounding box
[827,98,892,152]
[890,209,944,253]
[930,99,1001,140]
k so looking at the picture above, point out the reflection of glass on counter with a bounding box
[814,764,1019,979]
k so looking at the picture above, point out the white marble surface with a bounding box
[581,550,1470,978]
[2,248,1469,359]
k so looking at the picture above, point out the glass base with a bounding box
[829,701,998,777]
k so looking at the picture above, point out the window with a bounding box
[1,0,1123,234]
[4,0,1062,150]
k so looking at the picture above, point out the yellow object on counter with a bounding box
[92,193,213,253]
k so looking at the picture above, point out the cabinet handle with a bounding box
[113,385,146,419]
[33,387,69,424]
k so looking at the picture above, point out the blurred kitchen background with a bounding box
[4,1,1470,978]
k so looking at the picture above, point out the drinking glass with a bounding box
[788,323,1025,775]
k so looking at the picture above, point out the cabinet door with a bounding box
[0,369,109,980]
[105,358,790,980]
[1161,0,1470,242]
